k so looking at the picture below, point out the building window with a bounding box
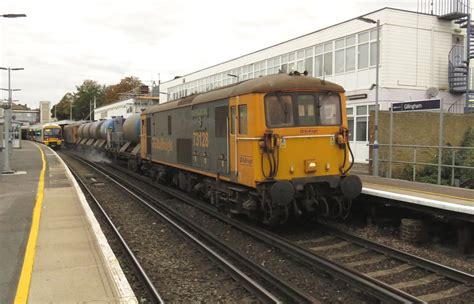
[345,46,356,71]
[305,57,314,75]
[370,41,378,66]
[348,117,354,141]
[351,105,370,142]
[358,43,369,69]
[315,55,323,77]
[165,29,380,100]
[356,117,367,141]
[324,42,333,76]
[335,49,344,74]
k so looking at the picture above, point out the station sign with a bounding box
[392,99,440,112]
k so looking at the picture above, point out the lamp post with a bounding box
[0,67,24,174]
[1,14,27,174]
[357,16,380,177]
[1,14,27,18]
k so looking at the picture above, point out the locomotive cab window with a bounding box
[265,93,341,128]
[319,93,341,125]
[296,94,317,126]
[238,105,248,134]
[44,128,61,137]
[230,106,236,134]
[265,94,293,127]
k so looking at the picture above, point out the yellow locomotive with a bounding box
[138,73,361,224]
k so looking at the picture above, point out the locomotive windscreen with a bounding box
[264,92,341,128]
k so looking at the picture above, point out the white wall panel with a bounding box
[160,8,463,104]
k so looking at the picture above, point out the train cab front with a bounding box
[254,90,362,224]
[43,127,62,149]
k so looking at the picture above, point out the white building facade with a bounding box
[159,7,468,163]
[39,101,51,124]
[94,97,159,120]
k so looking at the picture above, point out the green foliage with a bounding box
[52,77,143,121]
[104,76,143,105]
[51,93,73,120]
[401,128,474,188]
[72,80,106,120]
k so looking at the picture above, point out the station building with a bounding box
[159,6,471,163]
[94,95,159,120]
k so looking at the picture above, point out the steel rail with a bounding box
[67,166,165,304]
[318,224,474,286]
[104,161,423,303]
[65,152,313,304]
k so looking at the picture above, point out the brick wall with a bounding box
[369,111,474,179]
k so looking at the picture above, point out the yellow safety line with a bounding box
[14,143,46,304]
[364,182,474,202]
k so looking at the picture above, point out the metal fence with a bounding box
[418,0,470,16]
[376,144,474,186]
[369,98,474,187]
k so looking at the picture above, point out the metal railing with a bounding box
[418,0,470,17]
[370,143,474,186]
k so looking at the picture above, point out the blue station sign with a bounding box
[392,99,440,112]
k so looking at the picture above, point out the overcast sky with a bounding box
[1,0,417,109]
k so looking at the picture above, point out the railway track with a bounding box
[87,158,420,303]
[98,155,474,303]
[63,151,316,304]
[293,223,473,302]
[67,165,165,304]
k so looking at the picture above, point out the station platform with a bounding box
[360,175,474,222]
[0,140,136,303]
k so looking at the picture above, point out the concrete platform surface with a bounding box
[0,142,41,303]
[0,140,136,303]
[361,175,474,215]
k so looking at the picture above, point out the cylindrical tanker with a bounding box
[123,114,141,144]
[90,121,105,139]
[99,117,126,139]
[99,119,113,139]
[64,123,83,144]
[77,124,86,138]
[83,122,93,139]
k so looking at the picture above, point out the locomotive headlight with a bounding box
[305,159,317,173]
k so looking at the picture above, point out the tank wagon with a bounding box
[70,73,361,224]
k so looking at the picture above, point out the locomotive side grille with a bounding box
[177,138,192,165]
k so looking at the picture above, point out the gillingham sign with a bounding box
[392,99,441,112]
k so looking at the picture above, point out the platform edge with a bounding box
[48,147,138,303]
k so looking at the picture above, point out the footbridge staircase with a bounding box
[422,0,474,113]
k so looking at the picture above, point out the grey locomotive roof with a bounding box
[143,74,344,114]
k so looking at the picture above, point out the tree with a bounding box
[53,76,142,122]
[104,76,143,105]
[72,80,106,120]
[51,93,74,120]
